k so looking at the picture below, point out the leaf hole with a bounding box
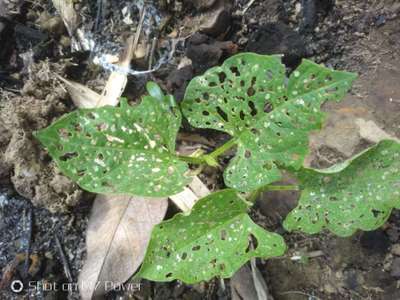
[245,233,258,253]
[101,181,113,188]
[247,87,256,97]
[210,258,217,268]
[216,106,228,122]
[371,209,381,218]
[74,123,82,132]
[230,66,240,77]
[220,230,227,241]
[203,93,210,100]
[96,123,108,131]
[192,245,201,251]
[218,72,227,83]
[329,196,339,202]
[59,152,78,161]
[58,128,72,139]
[219,263,226,271]
[244,150,252,158]
[87,112,97,119]
[76,169,86,177]
[181,252,187,260]
[239,111,245,120]
[248,101,257,116]
[165,273,173,278]
[202,111,210,116]
[251,128,259,135]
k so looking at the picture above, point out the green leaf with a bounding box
[284,140,400,237]
[146,81,165,101]
[35,97,191,197]
[182,53,357,192]
[138,189,286,283]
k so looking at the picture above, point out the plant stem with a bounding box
[177,155,205,164]
[208,138,238,159]
[177,138,237,166]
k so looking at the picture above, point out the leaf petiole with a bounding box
[177,138,238,166]
[208,138,238,159]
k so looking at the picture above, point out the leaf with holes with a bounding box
[182,53,357,192]
[284,140,400,237]
[137,189,286,283]
[35,97,191,197]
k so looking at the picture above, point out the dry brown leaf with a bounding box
[79,195,168,299]
[231,263,269,300]
[57,75,101,108]
[51,0,80,41]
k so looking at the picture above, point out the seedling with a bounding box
[35,53,400,283]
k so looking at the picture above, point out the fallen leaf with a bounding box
[79,195,168,299]
[231,262,269,300]
[56,75,101,109]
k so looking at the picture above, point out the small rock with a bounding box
[186,33,237,74]
[360,230,391,255]
[200,2,231,37]
[390,257,400,278]
[391,244,400,256]
[246,22,307,68]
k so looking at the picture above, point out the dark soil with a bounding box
[1,0,400,299]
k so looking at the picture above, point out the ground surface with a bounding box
[1,0,400,299]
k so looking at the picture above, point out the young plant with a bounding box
[35,53,400,284]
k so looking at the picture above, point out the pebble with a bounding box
[391,244,400,256]
[391,257,400,278]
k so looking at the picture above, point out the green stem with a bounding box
[177,138,238,166]
[177,155,205,164]
[208,138,238,159]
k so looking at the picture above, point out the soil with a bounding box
[1,0,400,299]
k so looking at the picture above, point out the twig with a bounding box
[148,37,157,70]
[54,235,73,282]
[242,0,257,14]
[133,5,147,53]
[94,0,103,31]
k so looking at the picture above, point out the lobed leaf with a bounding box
[182,53,357,192]
[138,189,286,283]
[35,97,191,197]
[284,140,400,237]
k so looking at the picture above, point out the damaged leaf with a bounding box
[182,53,357,192]
[138,189,286,283]
[284,140,400,237]
[79,195,168,299]
[35,96,191,197]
